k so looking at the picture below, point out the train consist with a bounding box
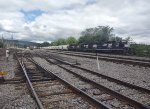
[49,41,132,54]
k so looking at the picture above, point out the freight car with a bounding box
[49,45,68,50]
[67,41,132,54]
[49,41,132,54]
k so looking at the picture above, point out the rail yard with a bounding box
[0,48,150,109]
[1,0,150,108]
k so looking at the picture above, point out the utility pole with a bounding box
[1,34,5,48]
[11,33,14,48]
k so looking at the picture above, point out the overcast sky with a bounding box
[0,0,150,44]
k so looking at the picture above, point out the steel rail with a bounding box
[27,58,111,109]
[49,55,150,94]
[51,50,150,62]
[45,57,150,109]
[49,51,150,67]
[15,54,44,109]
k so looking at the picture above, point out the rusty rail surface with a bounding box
[15,54,44,109]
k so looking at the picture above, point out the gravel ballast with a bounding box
[0,54,37,109]
[33,56,136,109]
[47,52,150,90]
[23,58,95,109]
[0,84,36,109]
[58,63,150,105]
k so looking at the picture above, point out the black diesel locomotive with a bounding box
[68,41,132,54]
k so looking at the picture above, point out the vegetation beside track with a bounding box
[0,42,4,48]
[131,44,150,57]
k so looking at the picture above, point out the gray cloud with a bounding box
[0,0,150,44]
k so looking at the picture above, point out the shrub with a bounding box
[131,44,150,57]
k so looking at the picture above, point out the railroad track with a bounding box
[14,54,104,109]
[30,52,150,109]
[55,50,150,62]
[19,52,136,109]
[0,55,37,109]
[47,50,150,67]
[45,54,150,93]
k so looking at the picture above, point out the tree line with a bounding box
[131,44,150,57]
[38,36,78,47]
[0,25,149,57]
[40,25,149,57]
[50,36,78,46]
[46,25,130,47]
[0,42,4,48]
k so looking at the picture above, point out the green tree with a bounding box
[125,36,132,42]
[131,44,150,57]
[110,36,122,41]
[40,42,50,47]
[51,38,67,46]
[79,26,113,43]
[56,38,66,45]
[66,36,77,44]
[50,41,57,46]
[0,42,4,48]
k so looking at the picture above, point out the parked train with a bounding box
[49,41,132,54]
[49,45,68,50]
